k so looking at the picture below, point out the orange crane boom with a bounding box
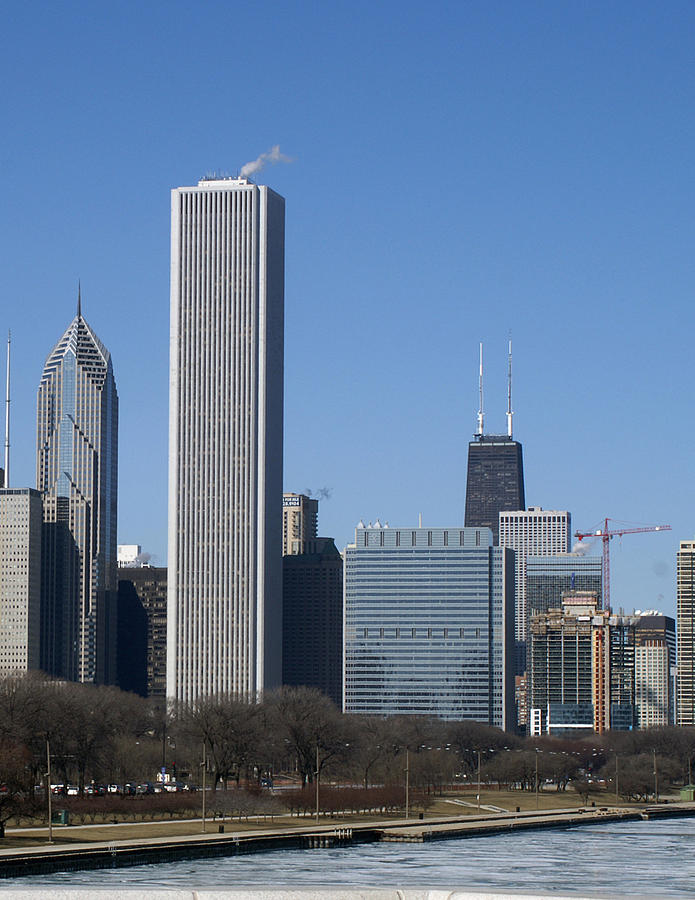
[574,518,671,611]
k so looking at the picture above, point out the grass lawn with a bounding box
[0,785,668,851]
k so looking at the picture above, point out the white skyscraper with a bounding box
[168,176,284,702]
[499,507,571,652]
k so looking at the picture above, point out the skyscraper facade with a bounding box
[282,493,318,556]
[168,176,284,702]
[677,540,695,726]
[119,566,167,698]
[0,488,42,674]
[37,305,118,683]
[526,553,602,618]
[529,593,636,736]
[344,525,515,728]
[499,507,571,651]
[282,537,342,706]
[464,436,525,544]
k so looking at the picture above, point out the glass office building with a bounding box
[526,554,602,618]
[37,301,118,684]
[344,525,514,729]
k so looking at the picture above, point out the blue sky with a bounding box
[2,1,693,617]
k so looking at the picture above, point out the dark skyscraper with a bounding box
[282,537,342,706]
[464,436,525,543]
[464,343,525,544]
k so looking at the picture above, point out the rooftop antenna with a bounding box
[506,337,513,438]
[4,331,10,488]
[77,280,81,318]
[476,342,485,437]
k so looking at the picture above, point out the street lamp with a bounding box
[46,739,53,844]
[477,750,481,812]
[315,744,320,825]
[201,743,207,833]
[404,748,410,819]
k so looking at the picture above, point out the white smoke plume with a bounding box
[240,145,293,179]
[571,540,594,555]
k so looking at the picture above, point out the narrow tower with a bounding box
[168,176,284,702]
[37,294,118,683]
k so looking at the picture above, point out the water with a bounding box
[9,817,695,896]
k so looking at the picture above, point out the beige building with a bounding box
[0,489,42,673]
[282,493,318,556]
[635,640,670,728]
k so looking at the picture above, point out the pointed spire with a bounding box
[77,281,82,319]
[476,342,485,437]
[507,336,513,438]
[4,331,10,489]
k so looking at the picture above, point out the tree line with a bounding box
[0,673,694,833]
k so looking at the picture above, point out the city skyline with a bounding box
[2,1,693,620]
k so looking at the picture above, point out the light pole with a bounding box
[653,749,659,803]
[46,739,53,844]
[615,754,619,803]
[405,748,410,819]
[535,749,539,810]
[315,744,320,825]
[477,750,481,812]
[201,742,207,833]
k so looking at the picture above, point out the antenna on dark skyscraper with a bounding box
[507,337,513,438]
[477,342,485,438]
[4,331,10,488]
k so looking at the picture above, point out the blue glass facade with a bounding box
[344,526,515,728]
[37,309,118,684]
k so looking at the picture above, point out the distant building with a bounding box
[526,553,602,618]
[529,594,650,735]
[117,545,142,568]
[499,507,571,665]
[0,489,42,674]
[118,567,167,698]
[465,436,525,545]
[116,579,148,697]
[677,540,695,726]
[282,493,318,556]
[344,525,515,728]
[282,538,342,705]
[37,299,118,684]
[635,641,670,729]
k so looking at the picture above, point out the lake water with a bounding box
[9,816,695,896]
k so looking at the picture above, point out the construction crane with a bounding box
[574,518,671,611]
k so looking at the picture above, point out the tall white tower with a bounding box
[168,176,284,702]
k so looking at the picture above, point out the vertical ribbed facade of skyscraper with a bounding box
[464,436,525,544]
[677,540,695,726]
[37,307,118,683]
[168,177,284,702]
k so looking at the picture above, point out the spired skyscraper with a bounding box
[168,176,284,702]
[37,295,118,683]
[464,343,525,544]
